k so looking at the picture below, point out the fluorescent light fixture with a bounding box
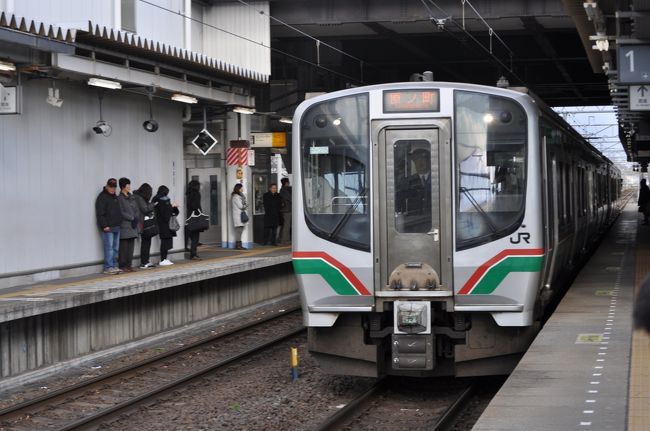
[88,77,122,90]
[0,60,16,72]
[279,117,293,124]
[232,106,255,115]
[171,93,198,104]
[594,39,609,51]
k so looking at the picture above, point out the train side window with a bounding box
[454,90,527,250]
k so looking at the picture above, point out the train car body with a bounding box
[292,82,622,377]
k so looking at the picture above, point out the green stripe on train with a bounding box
[292,259,359,295]
[471,256,544,295]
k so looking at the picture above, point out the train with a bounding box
[291,81,622,377]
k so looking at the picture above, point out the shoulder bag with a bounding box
[186,210,210,232]
[240,210,249,224]
[169,214,181,232]
[142,213,159,238]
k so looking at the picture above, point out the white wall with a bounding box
[11,0,114,29]
[203,1,271,76]
[0,80,184,275]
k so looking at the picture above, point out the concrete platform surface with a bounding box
[0,245,291,323]
[473,206,638,431]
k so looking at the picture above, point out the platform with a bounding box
[0,245,292,323]
[0,245,295,380]
[473,204,649,430]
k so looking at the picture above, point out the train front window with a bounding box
[454,91,527,250]
[300,93,370,251]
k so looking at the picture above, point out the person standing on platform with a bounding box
[186,180,202,260]
[117,177,140,272]
[231,183,248,250]
[279,178,292,244]
[638,179,650,225]
[134,183,156,269]
[154,185,179,266]
[262,183,282,246]
[95,178,123,275]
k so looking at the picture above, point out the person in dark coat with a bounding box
[117,177,140,272]
[134,183,156,269]
[638,179,650,225]
[279,178,292,244]
[262,183,282,246]
[153,185,179,265]
[186,180,202,260]
[95,178,123,274]
[396,148,432,233]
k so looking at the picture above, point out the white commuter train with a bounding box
[291,82,622,377]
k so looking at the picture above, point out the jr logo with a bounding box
[510,232,531,244]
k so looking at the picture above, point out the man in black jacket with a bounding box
[96,178,124,274]
[262,183,282,246]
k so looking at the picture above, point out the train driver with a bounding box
[395,147,432,232]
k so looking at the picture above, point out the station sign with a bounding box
[251,132,286,148]
[618,44,650,84]
[630,85,650,111]
[0,85,19,114]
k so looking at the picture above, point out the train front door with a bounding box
[375,123,451,290]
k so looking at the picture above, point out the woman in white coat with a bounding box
[231,183,248,250]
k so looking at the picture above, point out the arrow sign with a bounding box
[631,85,650,111]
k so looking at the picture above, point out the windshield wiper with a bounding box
[328,187,367,240]
[459,186,498,233]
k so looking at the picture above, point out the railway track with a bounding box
[0,307,304,431]
[315,377,476,431]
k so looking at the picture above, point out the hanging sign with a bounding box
[191,129,218,156]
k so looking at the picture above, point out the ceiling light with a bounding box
[171,93,198,104]
[88,77,122,90]
[0,60,16,72]
[279,117,293,124]
[594,39,609,51]
[232,106,255,115]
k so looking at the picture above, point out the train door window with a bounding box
[394,140,432,233]
[454,90,527,249]
[558,163,565,224]
[300,93,370,251]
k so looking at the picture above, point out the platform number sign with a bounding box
[618,45,650,84]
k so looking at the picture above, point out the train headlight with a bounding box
[394,301,431,334]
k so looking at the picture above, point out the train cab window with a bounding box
[300,93,370,251]
[454,91,527,250]
[394,141,432,233]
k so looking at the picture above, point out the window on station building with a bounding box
[121,0,137,33]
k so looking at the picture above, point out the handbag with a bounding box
[169,215,181,232]
[186,210,210,232]
[240,211,249,224]
[142,213,159,238]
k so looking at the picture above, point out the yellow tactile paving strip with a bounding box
[629,237,650,430]
[0,246,291,300]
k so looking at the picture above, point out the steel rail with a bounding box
[431,384,475,431]
[0,306,301,420]
[314,378,388,431]
[56,326,306,431]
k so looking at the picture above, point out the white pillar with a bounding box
[184,0,192,52]
[113,0,121,30]
[224,112,253,248]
